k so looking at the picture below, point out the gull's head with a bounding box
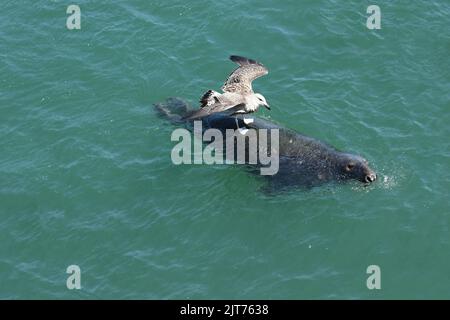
[254,93,270,110]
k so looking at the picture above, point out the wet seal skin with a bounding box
[155,97,377,193]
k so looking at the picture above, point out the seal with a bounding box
[155,97,377,192]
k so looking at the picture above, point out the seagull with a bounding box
[183,55,270,120]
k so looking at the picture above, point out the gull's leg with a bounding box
[236,113,255,135]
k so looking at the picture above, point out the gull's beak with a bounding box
[264,103,270,110]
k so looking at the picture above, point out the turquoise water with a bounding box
[1,0,449,299]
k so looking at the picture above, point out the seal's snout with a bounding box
[364,172,377,183]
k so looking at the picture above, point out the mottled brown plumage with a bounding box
[221,55,269,94]
[184,55,270,120]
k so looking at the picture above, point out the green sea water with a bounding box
[1,0,449,299]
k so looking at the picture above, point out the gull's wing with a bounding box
[182,103,245,120]
[199,90,220,108]
[221,55,268,94]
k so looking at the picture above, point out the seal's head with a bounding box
[338,154,377,184]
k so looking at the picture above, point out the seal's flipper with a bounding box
[154,97,191,124]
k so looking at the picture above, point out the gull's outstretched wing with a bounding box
[221,55,268,94]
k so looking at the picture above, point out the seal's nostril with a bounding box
[365,174,376,183]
